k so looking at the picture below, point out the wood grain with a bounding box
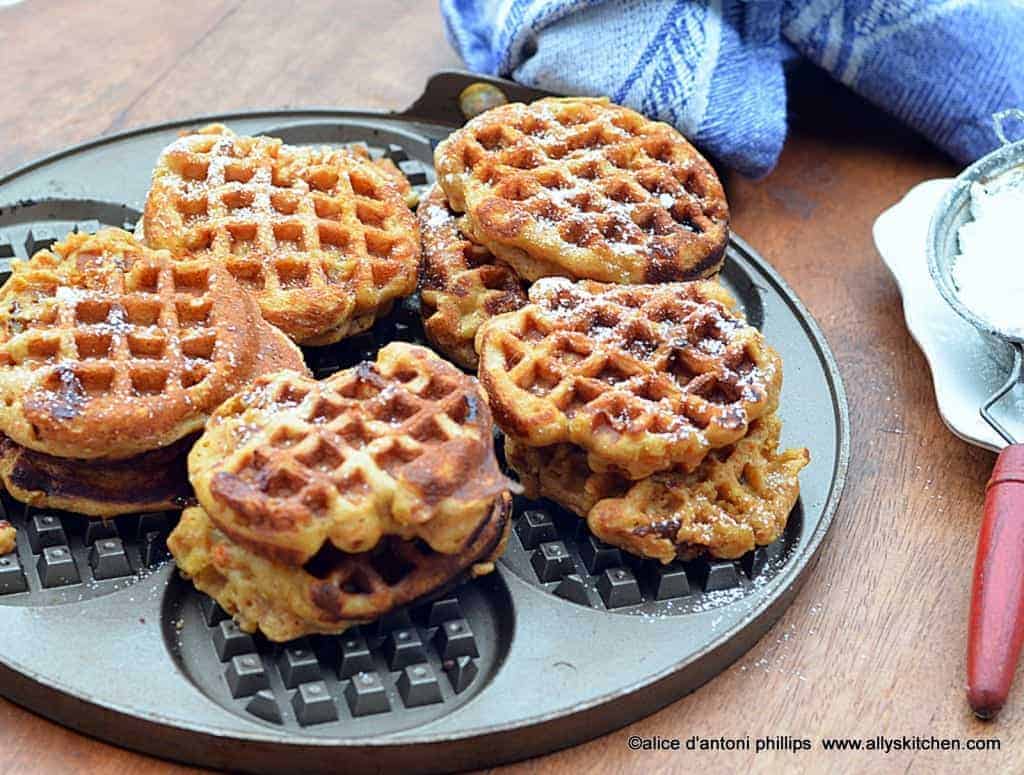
[0,2,1017,773]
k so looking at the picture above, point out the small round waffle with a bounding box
[189,342,512,566]
[142,124,420,345]
[476,277,782,479]
[507,414,808,562]
[434,97,729,284]
[168,493,510,642]
[0,229,307,461]
[418,185,526,369]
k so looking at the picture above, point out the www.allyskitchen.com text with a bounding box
[626,734,1000,754]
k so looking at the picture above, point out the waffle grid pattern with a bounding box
[172,577,496,733]
[226,363,475,506]
[477,278,781,478]
[0,494,173,604]
[0,230,270,461]
[146,127,419,343]
[3,251,223,400]
[435,98,729,283]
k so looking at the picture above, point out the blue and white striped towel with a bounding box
[441,0,1024,177]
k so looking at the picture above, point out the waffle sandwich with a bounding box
[434,97,729,284]
[418,184,526,369]
[142,124,420,346]
[480,275,807,563]
[168,342,514,641]
[476,277,781,479]
[0,229,308,517]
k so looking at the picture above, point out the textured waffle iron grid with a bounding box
[501,494,799,615]
[0,494,173,603]
[167,577,495,733]
[0,137,798,731]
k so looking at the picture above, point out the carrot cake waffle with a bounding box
[475,277,781,479]
[0,229,308,516]
[142,124,420,345]
[418,184,526,369]
[169,342,514,641]
[434,97,728,284]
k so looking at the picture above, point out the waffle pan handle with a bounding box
[968,443,1024,718]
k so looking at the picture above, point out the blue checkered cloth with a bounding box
[441,0,1024,177]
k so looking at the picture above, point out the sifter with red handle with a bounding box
[928,109,1024,720]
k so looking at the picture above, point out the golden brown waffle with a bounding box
[0,229,307,461]
[504,435,627,517]
[476,277,781,479]
[0,433,194,517]
[189,342,512,565]
[0,520,15,555]
[589,415,808,561]
[418,185,526,369]
[142,124,420,345]
[508,415,808,562]
[434,97,729,284]
[168,493,510,642]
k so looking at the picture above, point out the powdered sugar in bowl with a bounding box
[929,110,1024,365]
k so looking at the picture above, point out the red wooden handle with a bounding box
[968,444,1024,719]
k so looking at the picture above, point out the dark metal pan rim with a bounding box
[0,108,405,188]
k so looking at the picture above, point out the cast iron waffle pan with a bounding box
[0,72,850,773]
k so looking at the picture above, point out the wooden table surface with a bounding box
[0,1,1015,773]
